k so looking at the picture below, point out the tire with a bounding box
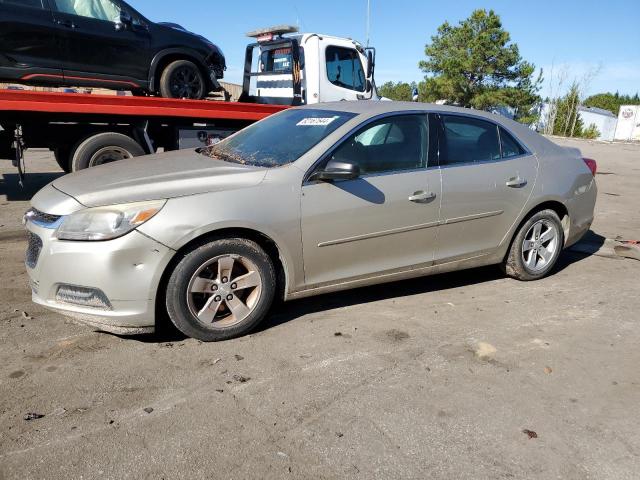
[70,132,145,172]
[159,60,206,100]
[53,147,71,173]
[166,238,276,341]
[503,209,564,281]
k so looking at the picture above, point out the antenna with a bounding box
[366,0,371,47]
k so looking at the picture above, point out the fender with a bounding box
[153,219,300,298]
[148,48,210,92]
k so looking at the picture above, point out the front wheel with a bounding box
[502,209,564,281]
[159,60,206,100]
[166,238,276,341]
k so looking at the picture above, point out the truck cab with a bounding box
[239,26,378,106]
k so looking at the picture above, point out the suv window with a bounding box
[53,0,120,21]
[499,127,527,158]
[330,115,428,174]
[440,115,501,165]
[325,46,365,92]
[0,0,45,8]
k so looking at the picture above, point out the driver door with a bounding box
[50,0,150,85]
[301,113,441,287]
[320,45,367,102]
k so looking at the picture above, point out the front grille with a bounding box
[25,231,43,269]
[24,208,62,228]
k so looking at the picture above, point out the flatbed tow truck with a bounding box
[0,26,377,181]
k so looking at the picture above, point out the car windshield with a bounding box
[204,109,356,167]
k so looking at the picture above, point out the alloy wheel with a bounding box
[521,219,559,272]
[170,66,203,99]
[186,254,263,328]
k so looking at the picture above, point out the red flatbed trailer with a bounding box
[0,90,288,175]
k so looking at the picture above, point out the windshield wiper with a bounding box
[208,147,247,165]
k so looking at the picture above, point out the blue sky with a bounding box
[130,0,640,97]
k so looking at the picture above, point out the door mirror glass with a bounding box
[312,160,360,181]
[366,50,374,78]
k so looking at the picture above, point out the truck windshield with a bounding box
[206,109,356,167]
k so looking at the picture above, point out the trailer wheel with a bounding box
[159,60,206,100]
[71,132,145,172]
[54,148,72,173]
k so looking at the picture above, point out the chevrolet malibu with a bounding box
[24,102,597,341]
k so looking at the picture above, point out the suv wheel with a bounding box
[166,238,276,341]
[159,60,206,100]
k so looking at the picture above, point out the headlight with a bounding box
[55,200,166,241]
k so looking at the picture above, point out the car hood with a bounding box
[52,149,267,207]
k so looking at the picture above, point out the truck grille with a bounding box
[25,231,43,269]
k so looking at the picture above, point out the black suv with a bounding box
[0,0,226,99]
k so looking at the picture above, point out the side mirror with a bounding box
[311,159,360,182]
[365,48,375,78]
[115,10,132,31]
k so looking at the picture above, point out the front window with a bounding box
[205,109,356,167]
[329,114,429,174]
[325,46,365,92]
[52,0,120,21]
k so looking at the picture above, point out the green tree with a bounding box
[584,92,640,115]
[552,82,584,137]
[418,9,541,123]
[378,81,416,101]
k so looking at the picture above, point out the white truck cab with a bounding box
[238,25,378,106]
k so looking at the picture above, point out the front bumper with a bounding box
[25,221,174,335]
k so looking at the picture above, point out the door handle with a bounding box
[408,191,436,203]
[506,177,527,188]
[56,19,77,28]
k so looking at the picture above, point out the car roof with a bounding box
[298,101,557,155]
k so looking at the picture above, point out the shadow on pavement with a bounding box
[0,172,65,202]
[121,237,599,344]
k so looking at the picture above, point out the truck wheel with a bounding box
[71,132,145,172]
[54,148,72,173]
[159,60,206,100]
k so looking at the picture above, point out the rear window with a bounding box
[499,127,527,158]
[440,115,501,164]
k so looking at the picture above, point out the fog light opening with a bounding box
[55,285,113,310]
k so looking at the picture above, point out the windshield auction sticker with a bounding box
[296,117,338,126]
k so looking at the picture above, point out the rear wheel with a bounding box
[503,209,564,281]
[70,132,145,172]
[166,238,276,341]
[159,60,206,100]
[53,147,71,173]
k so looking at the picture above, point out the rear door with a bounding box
[435,114,538,263]
[49,0,150,86]
[0,0,64,82]
[301,113,441,287]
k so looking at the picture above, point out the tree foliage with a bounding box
[418,9,541,123]
[583,91,640,116]
[378,81,416,102]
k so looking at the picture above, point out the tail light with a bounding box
[583,158,597,176]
